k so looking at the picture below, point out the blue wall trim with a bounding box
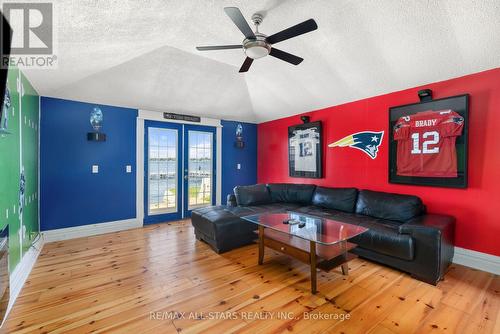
[40,97,137,230]
[221,120,257,202]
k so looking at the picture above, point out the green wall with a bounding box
[0,67,40,272]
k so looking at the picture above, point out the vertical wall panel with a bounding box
[40,97,137,230]
[221,120,257,202]
[0,67,40,272]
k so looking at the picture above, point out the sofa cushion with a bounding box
[239,202,303,214]
[233,184,272,206]
[267,183,316,204]
[355,190,424,222]
[312,186,358,213]
[335,215,415,261]
[294,205,342,218]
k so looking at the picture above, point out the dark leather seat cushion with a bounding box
[290,206,414,261]
[294,205,343,218]
[239,202,302,214]
[311,186,358,213]
[191,206,257,240]
[355,190,425,222]
[234,184,272,206]
[267,183,316,204]
[333,213,414,261]
[191,202,303,239]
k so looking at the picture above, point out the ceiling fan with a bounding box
[196,7,318,72]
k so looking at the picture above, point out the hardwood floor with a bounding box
[3,220,498,334]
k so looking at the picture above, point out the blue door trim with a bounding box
[144,120,183,224]
[183,124,217,217]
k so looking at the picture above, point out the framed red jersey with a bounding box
[394,110,464,177]
[389,94,469,188]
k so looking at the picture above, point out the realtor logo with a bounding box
[1,2,57,68]
[3,2,53,54]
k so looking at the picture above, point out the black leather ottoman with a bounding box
[191,205,258,253]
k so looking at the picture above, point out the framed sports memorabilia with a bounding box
[388,94,469,188]
[288,121,322,178]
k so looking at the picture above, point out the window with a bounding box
[148,128,178,214]
[187,130,213,209]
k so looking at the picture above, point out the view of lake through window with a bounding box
[148,127,178,213]
[148,127,213,214]
[188,130,213,209]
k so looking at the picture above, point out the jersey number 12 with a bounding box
[411,131,439,154]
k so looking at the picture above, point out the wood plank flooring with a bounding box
[2,220,498,334]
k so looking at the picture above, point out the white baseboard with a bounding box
[453,246,500,275]
[2,234,45,327]
[42,218,142,242]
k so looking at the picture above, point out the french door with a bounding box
[144,121,216,224]
[183,125,216,216]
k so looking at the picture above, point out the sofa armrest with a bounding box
[227,194,237,207]
[399,214,455,235]
[398,214,455,284]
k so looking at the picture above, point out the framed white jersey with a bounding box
[288,121,322,178]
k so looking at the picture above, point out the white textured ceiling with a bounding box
[21,0,500,123]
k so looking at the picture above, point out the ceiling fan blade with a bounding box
[196,45,242,51]
[269,48,303,65]
[266,19,318,44]
[224,7,256,39]
[239,57,253,72]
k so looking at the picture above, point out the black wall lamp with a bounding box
[87,106,106,141]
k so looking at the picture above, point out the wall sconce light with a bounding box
[300,116,310,124]
[235,123,244,149]
[87,106,106,141]
[418,89,433,102]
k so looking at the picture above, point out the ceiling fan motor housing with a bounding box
[243,33,270,59]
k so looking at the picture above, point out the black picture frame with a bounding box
[288,121,322,178]
[0,12,13,133]
[388,94,469,188]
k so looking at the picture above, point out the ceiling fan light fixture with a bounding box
[196,7,318,72]
[243,39,270,59]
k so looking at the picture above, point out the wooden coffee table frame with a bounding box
[257,225,358,294]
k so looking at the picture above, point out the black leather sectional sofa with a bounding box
[191,183,455,285]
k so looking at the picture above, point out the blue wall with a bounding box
[40,97,137,230]
[221,120,257,202]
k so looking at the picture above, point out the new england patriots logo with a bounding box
[328,131,384,159]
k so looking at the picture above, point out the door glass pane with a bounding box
[188,130,213,210]
[148,127,177,214]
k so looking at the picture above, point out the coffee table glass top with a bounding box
[242,211,368,246]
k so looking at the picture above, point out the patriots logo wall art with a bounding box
[328,131,384,159]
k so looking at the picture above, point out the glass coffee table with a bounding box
[242,211,368,294]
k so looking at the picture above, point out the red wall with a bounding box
[258,68,500,256]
